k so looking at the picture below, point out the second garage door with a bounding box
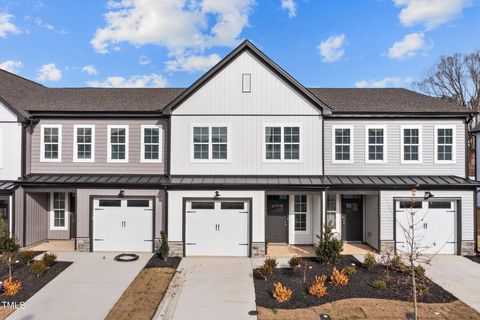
[185,199,249,256]
[93,198,153,252]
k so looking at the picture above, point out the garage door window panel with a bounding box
[191,202,215,210]
[428,201,452,209]
[127,200,151,207]
[221,202,245,210]
[99,199,121,207]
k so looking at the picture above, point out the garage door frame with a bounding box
[182,197,253,257]
[393,197,461,255]
[89,195,156,252]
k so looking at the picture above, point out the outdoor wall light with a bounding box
[118,189,126,198]
[424,190,434,199]
[214,190,221,198]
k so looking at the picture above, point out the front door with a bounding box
[341,195,363,241]
[266,195,289,243]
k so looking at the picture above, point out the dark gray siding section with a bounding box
[14,187,24,245]
[25,192,48,246]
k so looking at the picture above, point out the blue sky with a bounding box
[0,0,479,89]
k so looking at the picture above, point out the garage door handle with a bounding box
[94,239,104,241]
[186,243,196,245]
[95,208,104,211]
[239,243,248,246]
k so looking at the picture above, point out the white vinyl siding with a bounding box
[40,124,62,162]
[191,125,229,161]
[435,125,456,163]
[107,125,129,163]
[332,125,353,163]
[73,125,95,162]
[401,125,422,163]
[50,192,68,231]
[365,126,386,163]
[141,125,162,163]
[263,124,302,162]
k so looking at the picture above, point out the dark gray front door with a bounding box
[266,195,289,243]
[341,195,363,241]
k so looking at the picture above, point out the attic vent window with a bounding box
[242,73,251,93]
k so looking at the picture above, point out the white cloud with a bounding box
[139,55,151,65]
[393,0,470,30]
[87,73,168,88]
[317,34,346,63]
[0,60,22,74]
[166,53,221,72]
[82,65,98,76]
[388,32,430,60]
[91,0,254,72]
[281,0,297,18]
[355,76,414,88]
[34,17,67,34]
[0,13,21,38]
[37,63,62,81]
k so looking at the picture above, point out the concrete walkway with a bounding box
[8,252,151,320]
[157,258,257,320]
[425,255,480,313]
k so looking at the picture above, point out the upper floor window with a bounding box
[366,126,386,163]
[332,126,353,163]
[74,125,95,162]
[108,125,128,163]
[50,192,68,230]
[141,125,162,163]
[401,126,422,163]
[242,73,251,93]
[41,124,62,162]
[264,125,301,161]
[294,195,307,232]
[192,125,228,161]
[435,126,455,163]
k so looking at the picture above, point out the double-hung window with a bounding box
[50,192,68,230]
[332,126,353,163]
[141,125,162,162]
[435,126,455,163]
[192,125,228,161]
[365,126,386,163]
[326,194,337,229]
[41,124,62,162]
[74,125,95,162]
[264,125,301,161]
[294,195,307,232]
[401,126,422,163]
[108,125,128,162]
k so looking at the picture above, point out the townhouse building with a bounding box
[0,40,477,256]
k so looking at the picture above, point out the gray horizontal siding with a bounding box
[324,119,466,177]
[29,119,167,175]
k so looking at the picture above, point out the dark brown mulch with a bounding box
[0,260,72,304]
[254,256,457,310]
[465,255,480,264]
[144,255,181,269]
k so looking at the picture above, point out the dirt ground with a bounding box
[257,298,480,320]
[0,308,14,320]
[105,267,176,320]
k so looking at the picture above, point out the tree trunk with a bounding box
[411,260,418,320]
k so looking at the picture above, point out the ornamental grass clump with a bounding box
[330,267,349,286]
[308,275,328,298]
[3,277,22,296]
[257,263,273,281]
[272,282,292,303]
[42,252,57,267]
[30,260,47,278]
[288,256,301,269]
[264,257,278,269]
[371,279,387,290]
[19,250,36,265]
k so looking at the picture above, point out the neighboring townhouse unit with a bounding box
[0,40,477,256]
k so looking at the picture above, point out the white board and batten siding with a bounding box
[379,190,474,242]
[324,119,465,177]
[0,102,22,180]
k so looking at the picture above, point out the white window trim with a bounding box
[365,125,387,164]
[190,124,231,162]
[434,125,456,164]
[107,125,129,163]
[400,125,422,164]
[40,124,62,162]
[141,125,163,163]
[325,193,340,232]
[49,192,69,231]
[262,124,303,163]
[73,125,95,163]
[331,125,354,164]
[291,194,311,235]
[0,128,3,169]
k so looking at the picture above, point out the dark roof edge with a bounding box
[28,111,166,118]
[164,40,332,115]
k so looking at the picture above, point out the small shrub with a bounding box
[416,281,429,295]
[19,250,36,265]
[30,260,47,278]
[330,267,349,286]
[288,256,301,269]
[42,252,57,267]
[371,279,387,290]
[391,255,406,270]
[264,257,278,269]
[414,265,426,278]
[308,275,328,298]
[314,222,343,265]
[344,265,357,277]
[257,263,273,281]
[272,282,292,303]
[3,277,22,296]
[363,253,377,270]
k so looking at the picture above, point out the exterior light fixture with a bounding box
[214,190,221,198]
[118,189,126,198]
[424,190,434,200]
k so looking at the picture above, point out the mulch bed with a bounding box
[144,255,181,269]
[465,255,480,264]
[0,257,72,304]
[254,255,457,309]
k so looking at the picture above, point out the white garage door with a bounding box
[395,200,456,254]
[93,198,153,252]
[185,200,249,256]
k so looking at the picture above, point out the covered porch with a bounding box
[266,242,374,257]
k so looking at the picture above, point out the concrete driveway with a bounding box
[157,258,257,320]
[425,255,480,313]
[8,251,151,320]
